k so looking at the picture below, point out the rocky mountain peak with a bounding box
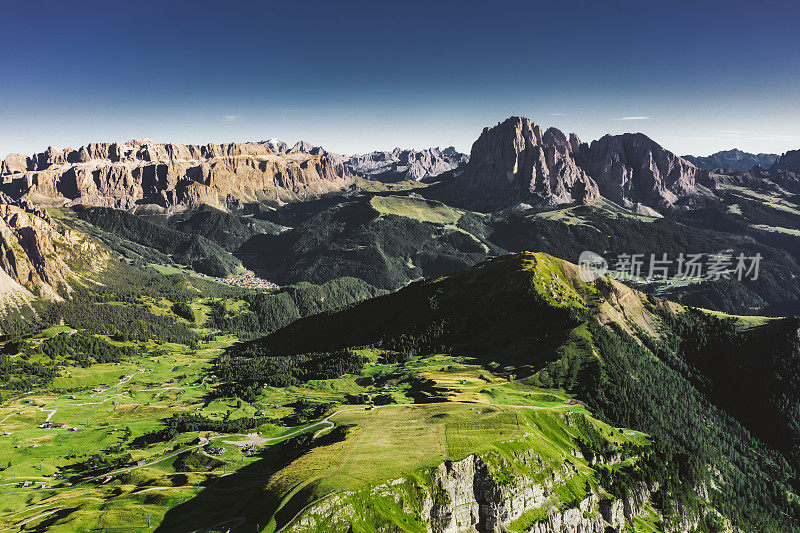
[574,132,701,207]
[771,149,800,173]
[345,146,468,182]
[428,116,599,211]
[0,201,103,311]
[542,127,573,155]
[683,148,779,171]
[260,138,288,154]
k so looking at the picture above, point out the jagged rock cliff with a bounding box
[771,149,800,173]
[0,139,356,211]
[428,117,600,211]
[0,203,102,311]
[574,133,703,208]
[285,448,706,533]
[346,147,468,182]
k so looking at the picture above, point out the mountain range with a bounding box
[682,148,779,171]
[4,118,800,217]
[346,146,467,182]
[4,116,800,531]
[0,140,355,211]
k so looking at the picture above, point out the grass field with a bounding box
[0,327,648,532]
[369,195,462,225]
[1,281,651,532]
[0,288,275,532]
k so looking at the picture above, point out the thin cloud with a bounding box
[614,116,650,121]
[719,130,799,142]
[223,115,239,122]
[550,113,564,116]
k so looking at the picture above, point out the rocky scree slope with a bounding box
[0,139,355,211]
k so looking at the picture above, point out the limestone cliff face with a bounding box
[0,203,102,311]
[574,133,702,208]
[429,117,600,212]
[0,139,356,210]
[286,451,705,533]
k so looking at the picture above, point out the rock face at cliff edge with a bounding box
[287,451,705,533]
[771,149,800,173]
[428,117,600,211]
[0,139,356,211]
[0,203,102,311]
[346,147,468,182]
[574,133,704,208]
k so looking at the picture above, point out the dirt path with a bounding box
[0,370,146,429]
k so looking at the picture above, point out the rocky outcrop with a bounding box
[0,202,102,311]
[428,117,600,211]
[346,147,468,182]
[0,153,28,175]
[287,451,705,533]
[771,149,800,173]
[574,133,702,208]
[683,149,779,171]
[0,139,356,211]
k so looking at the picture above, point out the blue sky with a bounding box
[2,0,799,158]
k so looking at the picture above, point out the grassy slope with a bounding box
[269,406,647,533]
[369,195,462,225]
[219,251,800,532]
[1,250,795,531]
[191,253,682,531]
[0,259,386,531]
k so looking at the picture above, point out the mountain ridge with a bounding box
[345,146,468,182]
[6,116,795,214]
[219,251,800,531]
[574,132,705,208]
[0,139,356,211]
[683,148,779,171]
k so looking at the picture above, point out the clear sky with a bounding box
[2,0,799,158]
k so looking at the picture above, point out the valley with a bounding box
[2,116,800,532]
[5,0,800,530]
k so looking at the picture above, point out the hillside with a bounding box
[0,241,797,530]
[216,252,800,531]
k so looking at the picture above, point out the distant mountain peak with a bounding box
[770,149,800,173]
[346,146,468,183]
[427,116,599,211]
[682,149,779,171]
